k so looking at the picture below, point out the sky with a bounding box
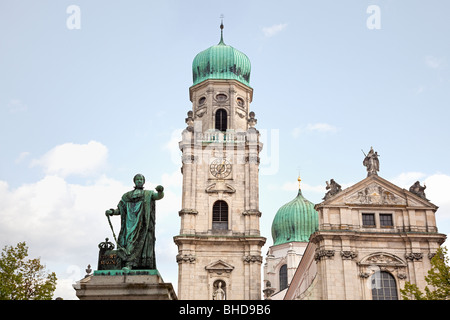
[1,0,449,300]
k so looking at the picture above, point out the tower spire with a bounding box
[219,14,225,44]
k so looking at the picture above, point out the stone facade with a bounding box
[263,242,307,299]
[174,79,266,300]
[285,174,447,300]
[73,273,177,300]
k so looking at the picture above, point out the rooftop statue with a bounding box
[105,174,164,270]
[409,181,428,200]
[323,179,342,200]
[363,147,380,177]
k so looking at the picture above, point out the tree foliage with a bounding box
[401,246,449,300]
[0,241,57,300]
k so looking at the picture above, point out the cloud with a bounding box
[390,171,450,220]
[262,23,288,37]
[0,140,182,299]
[390,172,427,189]
[161,169,182,188]
[15,151,31,164]
[0,174,129,299]
[416,85,425,94]
[8,99,27,113]
[164,128,183,166]
[424,174,450,215]
[0,172,181,299]
[425,55,445,69]
[30,141,108,177]
[0,174,124,253]
[306,123,338,133]
[421,173,450,250]
[292,123,338,138]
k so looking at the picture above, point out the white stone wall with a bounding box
[263,242,307,298]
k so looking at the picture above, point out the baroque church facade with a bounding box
[264,153,447,300]
[174,24,447,300]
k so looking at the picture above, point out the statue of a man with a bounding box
[213,281,226,300]
[105,174,164,270]
[323,179,342,200]
[409,181,427,200]
[363,147,380,177]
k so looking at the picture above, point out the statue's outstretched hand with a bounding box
[105,209,114,216]
[155,185,164,192]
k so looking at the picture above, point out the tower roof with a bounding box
[192,23,251,87]
[271,178,319,245]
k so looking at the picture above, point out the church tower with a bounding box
[174,23,266,300]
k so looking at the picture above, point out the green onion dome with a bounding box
[192,23,251,87]
[271,178,319,245]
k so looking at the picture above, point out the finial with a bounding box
[298,176,301,190]
[219,14,225,44]
[85,264,92,277]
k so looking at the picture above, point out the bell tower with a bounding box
[174,23,266,300]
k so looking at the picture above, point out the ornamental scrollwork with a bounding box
[397,273,407,280]
[242,209,262,217]
[341,251,358,260]
[405,252,423,261]
[243,255,263,263]
[178,209,198,216]
[314,249,335,261]
[176,254,196,264]
[359,272,370,279]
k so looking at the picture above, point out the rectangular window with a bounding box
[362,213,376,227]
[380,214,393,227]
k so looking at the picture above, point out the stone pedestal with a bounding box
[73,270,177,300]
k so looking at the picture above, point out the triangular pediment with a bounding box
[317,175,436,209]
[205,260,235,273]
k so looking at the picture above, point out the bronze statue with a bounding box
[105,174,164,270]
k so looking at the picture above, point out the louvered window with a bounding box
[212,200,228,230]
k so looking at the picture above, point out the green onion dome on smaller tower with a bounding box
[271,177,319,246]
[192,22,251,87]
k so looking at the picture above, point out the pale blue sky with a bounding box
[1,1,449,299]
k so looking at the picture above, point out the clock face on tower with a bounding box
[210,158,232,179]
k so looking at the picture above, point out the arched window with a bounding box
[215,109,227,132]
[212,200,228,230]
[279,264,288,291]
[371,271,398,300]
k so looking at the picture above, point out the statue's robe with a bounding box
[116,189,163,269]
